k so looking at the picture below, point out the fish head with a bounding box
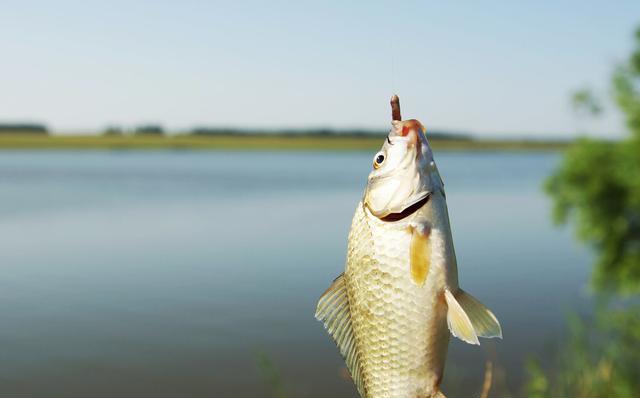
[363,119,442,220]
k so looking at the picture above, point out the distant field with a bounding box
[0,134,569,151]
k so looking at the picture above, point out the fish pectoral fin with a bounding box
[456,289,502,339]
[444,289,479,345]
[409,223,431,286]
[315,273,365,397]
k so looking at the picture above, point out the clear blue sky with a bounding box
[1,1,639,137]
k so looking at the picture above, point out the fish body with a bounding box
[316,102,501,398]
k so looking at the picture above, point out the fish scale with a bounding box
[345,201,448,398]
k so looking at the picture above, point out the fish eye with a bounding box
[373,152,385,169]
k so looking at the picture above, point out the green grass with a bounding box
[0,133,569,151]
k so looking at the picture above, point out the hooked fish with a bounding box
[315,96,502,398]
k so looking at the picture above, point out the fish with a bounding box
[315,95,502,398]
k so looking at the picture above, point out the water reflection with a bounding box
[0,150,589,397]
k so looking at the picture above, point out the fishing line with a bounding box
[384,0,395,97]
[391,38,395,95]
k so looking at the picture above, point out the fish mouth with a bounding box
[379,193,431,222]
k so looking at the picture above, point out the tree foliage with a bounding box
[528,24,640,398]
[571,88,603,117]
[545,25,640,294]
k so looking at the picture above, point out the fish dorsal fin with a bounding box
[315,273,365,397]
[456,289,502,339]
[444,289,479,345]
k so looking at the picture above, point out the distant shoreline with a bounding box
[0,134,569,151]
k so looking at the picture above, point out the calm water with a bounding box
[0,150,591,397]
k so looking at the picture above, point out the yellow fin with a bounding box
[435,390,447,398]
[444,289,479,345]
[315,274,366,397]
[410,226,431,286]
[456,289,502,339]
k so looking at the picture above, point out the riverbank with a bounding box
[0,134,569,151]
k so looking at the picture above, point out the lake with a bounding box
[0,150,591,397]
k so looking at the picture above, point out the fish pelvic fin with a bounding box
[456,289,502,339]
[315,273,366,398]
[444,289,479,345]
[434,389,447,398]
[444,288,502,345]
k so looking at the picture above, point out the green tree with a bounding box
[134,124,164,135]
[103,125,124,136]
[612,27,640,139]
[546,26,640,294]
[527,24,640,398]
[571,88,603,117]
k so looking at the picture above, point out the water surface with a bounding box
[0,150,591,397]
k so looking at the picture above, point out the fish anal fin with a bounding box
[409,224,431,286]
[456,289,502,339]
[315,273,366,397]
[444,289,479,345]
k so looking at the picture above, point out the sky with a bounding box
[1,1,639,138]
